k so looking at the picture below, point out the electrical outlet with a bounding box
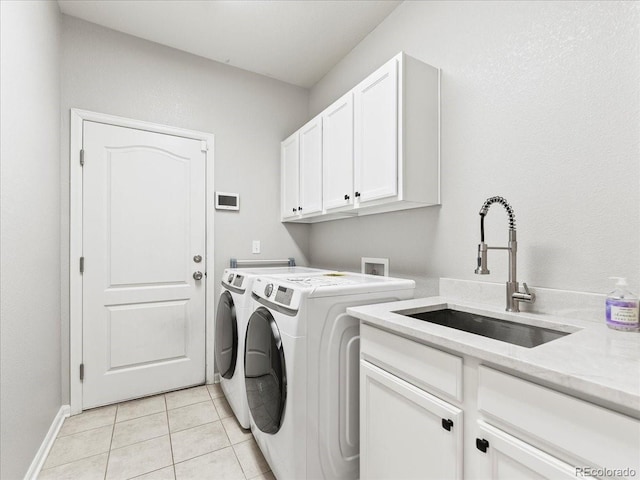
[252,240,261,254]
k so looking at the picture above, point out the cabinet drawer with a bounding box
[360,323,462,402]
[478,366,640,472]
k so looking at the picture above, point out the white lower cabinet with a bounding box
[476,366,640,480]
[360,324,640,480]
[360,361,463,480]
[476,421,576,480]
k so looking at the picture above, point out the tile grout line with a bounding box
[228,428,250,480]
[172,445,238,471]
[103,406,117,480]
[211,385,270,480]
[38,452,109,474]
[163,395,178,479]
[54,418,116,439]
[115,406,167,424]
[110,431,170,453]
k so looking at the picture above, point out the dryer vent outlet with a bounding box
[361,257,389,276]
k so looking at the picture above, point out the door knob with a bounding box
[193,271,203,281]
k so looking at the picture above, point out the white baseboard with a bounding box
[213,372,221,384]
[24,405,70,480]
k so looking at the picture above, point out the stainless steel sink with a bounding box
[393,308,571,348]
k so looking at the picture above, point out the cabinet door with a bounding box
[281,132,299,220]
[475,421,577,480]
[322,92,354,212]
[354,57,398,204]
[360,360,462,480]
[299,117,323,216]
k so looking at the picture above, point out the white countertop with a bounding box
[348,296,640,415]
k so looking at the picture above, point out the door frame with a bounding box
[69,108,215,415]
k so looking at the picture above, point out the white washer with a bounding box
[215,267,330,429]
[245,273,415,479]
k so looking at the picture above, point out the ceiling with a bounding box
[57,0,402,88]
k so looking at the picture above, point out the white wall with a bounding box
[308,1,640,296]
[0,1,62,478]
[59,16,311,403]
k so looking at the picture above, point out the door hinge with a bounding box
[80,149,85,166]
[80,257,84,273]
[200,140,208,152]
[79,363,84,381]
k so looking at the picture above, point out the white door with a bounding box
[354,57,398,204]
[360,361,463,480]
[82,121,206,409]
[299,117,323,215]
[475,422,577,480]
[322,92,354,212]
[281,132,300,220]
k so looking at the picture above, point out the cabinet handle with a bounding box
[441,419,454,431]
[298,206,302,211]
[355,192,361,198]
[344,194,350,200]
[476,438,489,453]
[293,207,297,213]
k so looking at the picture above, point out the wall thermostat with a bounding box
[215,192,239,211]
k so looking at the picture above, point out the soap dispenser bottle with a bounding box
[606,277,640,331]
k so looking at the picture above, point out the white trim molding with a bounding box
[69,109,215,414]
[24,405,70,480]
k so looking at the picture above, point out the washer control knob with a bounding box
[264,284,273,297]
[227,274,234,283]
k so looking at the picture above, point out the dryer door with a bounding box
[244,306,287,434]
[215,291,238,379]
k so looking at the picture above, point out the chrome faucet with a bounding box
[475,196,535,312]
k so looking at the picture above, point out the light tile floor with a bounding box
[39,384,275,480]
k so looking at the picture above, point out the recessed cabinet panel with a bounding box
[360,360,463,480]
[281,132,299,220]
[323,93,354,212]
[354,58,398,204]
[476,421,577,480]
[299,117,323,215]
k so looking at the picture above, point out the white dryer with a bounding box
[245,273,415,479]
[215,267,329,429]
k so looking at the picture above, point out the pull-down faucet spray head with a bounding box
[475,196,516,276]
[475,242,489,274]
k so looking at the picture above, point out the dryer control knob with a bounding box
[264,284,273,297]
[227,274,234,283]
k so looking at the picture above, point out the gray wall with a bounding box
[0,1,62,478]
[308,1,640,296]
[60,16,311,403]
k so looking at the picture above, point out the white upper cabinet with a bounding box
[281,132,300,220]
[353,57,399,204]
[299,116,323,216]
[354,52,440,215]
[281,51,440,223]
[322,92,354,212]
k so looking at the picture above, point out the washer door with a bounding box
[244,307,287,434]
[215,291,238,379]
